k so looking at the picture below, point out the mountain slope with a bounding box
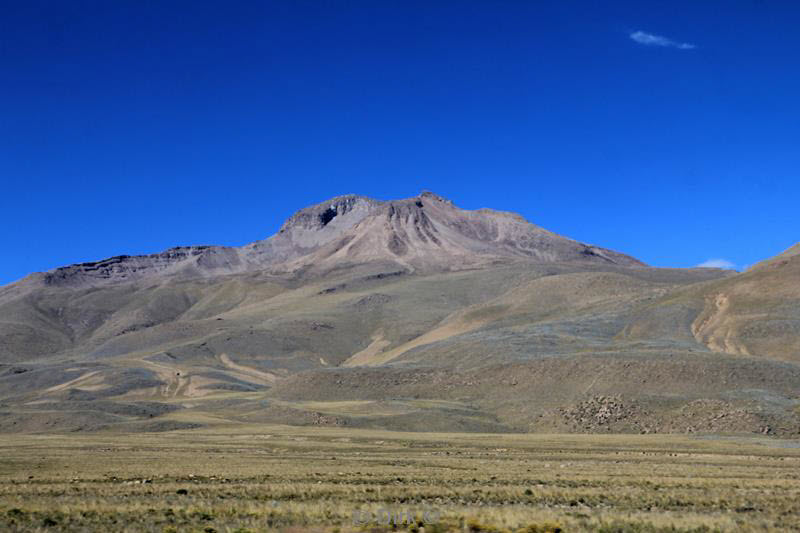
[689,243,800,361]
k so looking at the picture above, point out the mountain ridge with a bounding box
[12,190,643,291]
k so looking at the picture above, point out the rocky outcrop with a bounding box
[41,246,244,288]
[558,395,653,433]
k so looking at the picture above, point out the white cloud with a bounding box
[696,259,736,270]
[630,31,696,50]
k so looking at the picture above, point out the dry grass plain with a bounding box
[1,425,799,532]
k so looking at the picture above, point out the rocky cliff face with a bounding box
[244,194,383,266]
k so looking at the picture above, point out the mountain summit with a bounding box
[251,190,643,274]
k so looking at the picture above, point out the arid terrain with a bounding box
[1,191,798,436]
[1,424,799,532]
[1,191,799,531]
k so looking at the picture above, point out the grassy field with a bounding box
[1,425,799,532]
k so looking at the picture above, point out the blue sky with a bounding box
[1,0,798,284]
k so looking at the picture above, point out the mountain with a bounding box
[11,191,641,291]
[1,192,798,436]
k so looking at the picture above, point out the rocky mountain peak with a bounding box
[418,190,453,205]
[277,194,382,233]
[281,191,645,272]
